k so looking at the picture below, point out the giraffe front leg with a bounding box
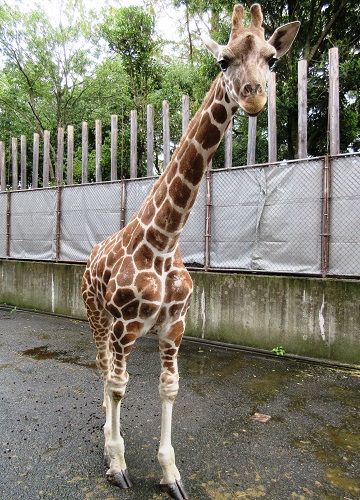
[158,338,188,500]
[103,378,133,488]
[102,319,137,489]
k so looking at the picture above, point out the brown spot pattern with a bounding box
[146,226,169,251]
[154,183,167,208]
[135,272,162,302]
[154,200,183,233]
[169,176,192,209]
[178,143,205,186]
[116,257,135,287]
[141,200,156,226]
[121,300,139,320]
[195,113,221,150]
[164,270,192,303]
[134,244,154,270]
[211,103,228,124]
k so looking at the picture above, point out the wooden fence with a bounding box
[0,48,340,191]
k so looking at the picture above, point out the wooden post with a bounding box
[162,100,170,169]
[43,130,50,187]
[11,138,18,190]
[224,119,233,168]
[329,47,339,155]
[95,119,102,182]
[57,127,64,186]
[298,59,308,159]
[268,71,277,163]
[247,116,257,165]
[130,110,137,179]
[82,121,88,183]
[147,104,154,177]
[111,114,118,180]
[182,95,190,135]
[20,135,26,189]
[67,125,74,185]
[32,133,39,189]
[0,141,5,191]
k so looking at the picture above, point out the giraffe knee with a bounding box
[105,377,128,401]
[159,372,179,402]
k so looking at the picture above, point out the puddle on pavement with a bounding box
[21,345,97,369]
[294,413,360,497]
[241,367,295,401]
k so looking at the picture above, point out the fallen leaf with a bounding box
[251,413,271,423]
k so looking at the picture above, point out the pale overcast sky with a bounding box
[7,0,184,41]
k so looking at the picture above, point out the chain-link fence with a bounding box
[0,153,359,277]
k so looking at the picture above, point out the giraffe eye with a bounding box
[218,59,229,72]
[268,57,278,71]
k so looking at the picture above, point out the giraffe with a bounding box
[81,4,299,499]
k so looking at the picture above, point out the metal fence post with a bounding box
[56,186,62,261]
[204,168,212,271]
[321,155,331,276]
[6,191,11,257]
[120,179,127,230]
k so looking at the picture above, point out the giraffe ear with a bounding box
[268,21,300,58]
[202,36,225,61]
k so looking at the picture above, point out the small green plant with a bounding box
[272,346,285,356]
[11,306,18,313]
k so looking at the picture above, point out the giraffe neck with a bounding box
[136,74,238,255]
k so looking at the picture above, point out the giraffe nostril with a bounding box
[242,83,263,97]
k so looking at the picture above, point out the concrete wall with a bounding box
[0,259,359,365]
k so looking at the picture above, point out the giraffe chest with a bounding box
[91,237,193,336]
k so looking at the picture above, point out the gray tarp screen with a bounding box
[210,160,322,273]
[0,154,359,276]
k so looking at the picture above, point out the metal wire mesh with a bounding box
[0,154,358,277]
[125,177,157,225]
[329,155,360,275]
[9,189,57,260]
[211,160,323,273]
[60,182,122,262]
[180,178,206,267]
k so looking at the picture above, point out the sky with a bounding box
[7,0,184,42]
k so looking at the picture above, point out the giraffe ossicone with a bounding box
[82,4,299,499]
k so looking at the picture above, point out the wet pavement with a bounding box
[0,307,359,500]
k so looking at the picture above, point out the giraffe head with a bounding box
[204,3,300,116]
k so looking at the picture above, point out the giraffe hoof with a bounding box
[106,469,132,488]
[160,479,188,499]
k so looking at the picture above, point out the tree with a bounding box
[0,1,102,180]
[99,6,162,174]
[164,0,359,160]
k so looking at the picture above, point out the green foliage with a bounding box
[0,0,358,186]
[100,6,161,108]
[272,346,285,356]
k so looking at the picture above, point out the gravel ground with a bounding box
[0,307,359,499]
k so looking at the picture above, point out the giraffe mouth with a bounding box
[240,94,267,117]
